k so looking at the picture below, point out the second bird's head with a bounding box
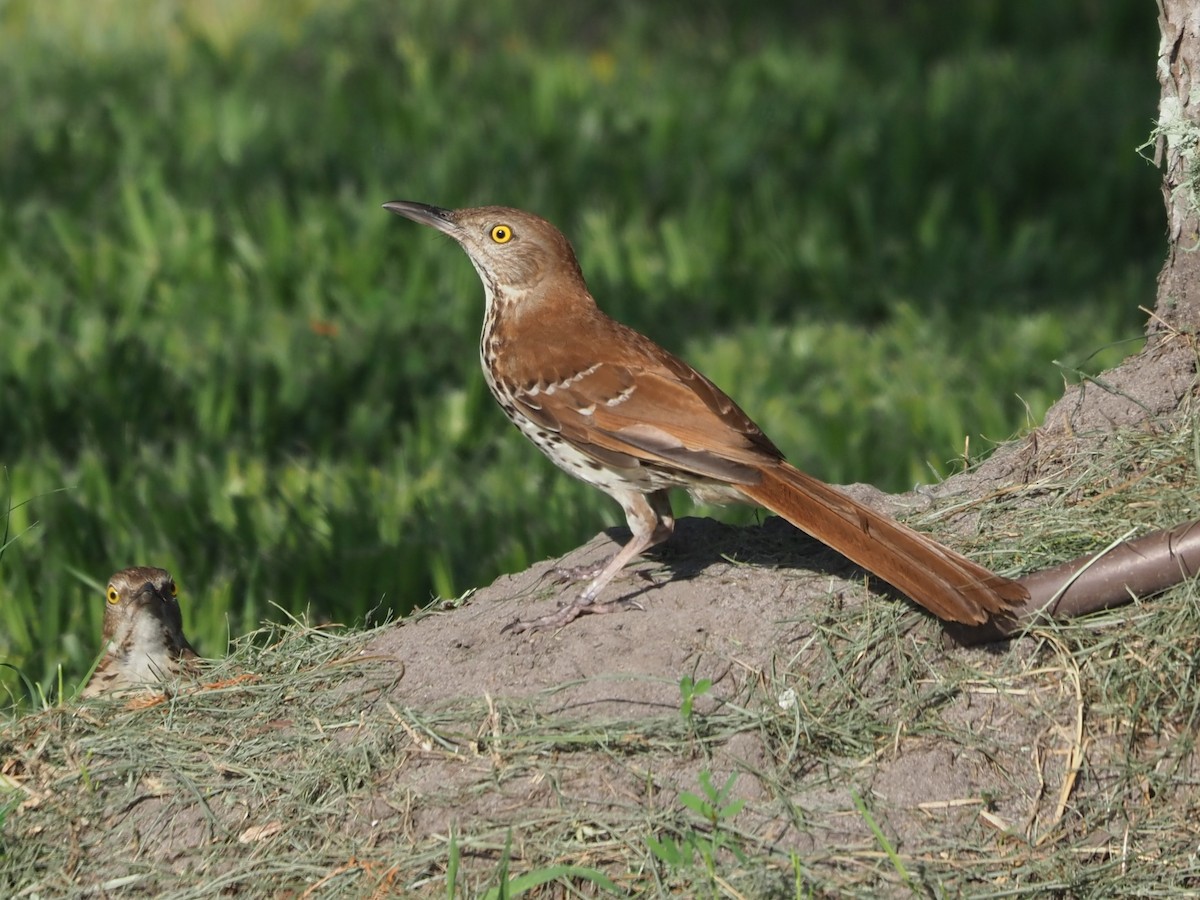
[101,566,184,638]
[383,201,584,294]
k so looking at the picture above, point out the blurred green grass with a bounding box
[0,0,1162,705]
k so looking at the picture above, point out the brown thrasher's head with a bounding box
[98,564,187,648]
[382,202,585,296]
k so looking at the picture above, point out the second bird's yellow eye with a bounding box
[106,587,119,604]
[169,582,179,597]
[490,224,513,244]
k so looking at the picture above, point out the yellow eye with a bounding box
[168,581,179,598]
[490,224,513,244]
[106,587,120,605]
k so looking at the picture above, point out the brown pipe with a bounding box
[948,519,1200,645]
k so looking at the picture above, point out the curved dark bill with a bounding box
[382,201,458,235]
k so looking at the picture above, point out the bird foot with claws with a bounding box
[503,596,643,634]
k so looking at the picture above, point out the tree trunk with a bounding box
[1154,0,1200,335]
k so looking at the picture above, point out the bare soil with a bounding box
[363,514,1079,864]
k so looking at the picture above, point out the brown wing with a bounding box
[509,318,783,483]
[79,656,121,699]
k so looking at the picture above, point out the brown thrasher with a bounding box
[80,567,199,698]
[384,201,1028,633]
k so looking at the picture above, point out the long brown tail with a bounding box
[738,463,1028,624]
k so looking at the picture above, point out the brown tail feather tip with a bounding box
[739,465,1027,625]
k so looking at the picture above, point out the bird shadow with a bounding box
[555,515,864,602]
[559,515,1011,648]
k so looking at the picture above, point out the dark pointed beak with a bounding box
[382,201,459,237]
[135,583,164,604]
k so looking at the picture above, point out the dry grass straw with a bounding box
[3,410,1200,897]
